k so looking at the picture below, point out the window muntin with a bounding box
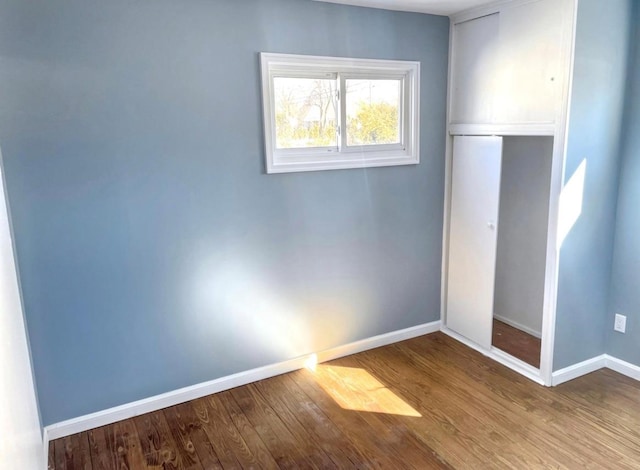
[261,53,420,173]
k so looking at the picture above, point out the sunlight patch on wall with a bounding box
[192,261,311,358]
[188,256,363,360]
[557,159,587,247]
[308,364,421,417]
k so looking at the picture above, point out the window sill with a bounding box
[266,152,419,174]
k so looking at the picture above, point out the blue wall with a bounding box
[553,0,634,370]
[0,0,449,424]
[608,2,640,365]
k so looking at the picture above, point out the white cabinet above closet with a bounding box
[450,13,500,125]
[449,0,573,130]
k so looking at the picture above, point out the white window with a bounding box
[261,53,420,174]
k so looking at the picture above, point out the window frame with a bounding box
[260,53,420,174]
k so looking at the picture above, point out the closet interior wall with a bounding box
[494,136,554,339]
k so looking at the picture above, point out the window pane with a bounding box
[346,79,401,146]
[273,77,338,149]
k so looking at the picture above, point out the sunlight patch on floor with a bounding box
[307,362,421,417]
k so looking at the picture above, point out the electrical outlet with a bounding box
[614,314,627,333]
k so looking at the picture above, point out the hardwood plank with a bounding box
[215,390,280,470]
[187,396,241,469]
[342,352,510,468]
[554,373,640,456]
[285,371,398,469]
[48,439,56,470]
[279,374,391,468]
[557,369,640,432]
[133,411,189,470]
[230,383,318,469]
[304,359,452,469]
[87,427,116,470]
[57,432,92,470]
[406,334,639,468]
[196,390,278,469]
[253,377,346,468]
[105,419,149,470]
[162,405,205,469]
[399,336,591,462]
[54,437,67,470]
[269,373,374,467]
[348,342,560,468]
[165,401,223,470]
[75,432,93,470]
[291,368,451,470]
[433,334,640,467]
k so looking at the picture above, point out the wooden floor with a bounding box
[49,332,640,469]
[492,319,542,368]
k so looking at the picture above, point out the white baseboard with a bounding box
[551,355,607,386]
[552,354,640,386]
[431,327,640,389]
[315,321,440,363]
[493,314,542,339]
[43,320,440,445]
[440,327,545,385]
[604,355,640,381]
[43,429,49,470]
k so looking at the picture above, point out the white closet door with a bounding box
[447,136,503,349]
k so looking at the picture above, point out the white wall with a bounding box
[0,155,42,469]
[494,136,553,338]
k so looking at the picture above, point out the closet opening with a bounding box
[492,136,553,368]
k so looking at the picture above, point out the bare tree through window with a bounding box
[274,78,338,149]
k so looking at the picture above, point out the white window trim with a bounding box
[260,53,420,174]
